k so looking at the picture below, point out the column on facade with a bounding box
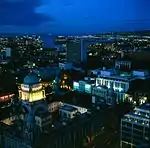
[119,63,121,69]
[127,62,129,69]
[124,62,126,70]
[119,82,122,91]
[125,62,127,70]
[121,62,123,69]
[108,80,110,88]
[115,92,118,103]
[129,62,131,69]
[114,81,116,90]
[118,62,121,69]
[101,78,103,86]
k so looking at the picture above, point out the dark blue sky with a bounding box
[0,0,150,35]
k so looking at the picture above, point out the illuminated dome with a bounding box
[23,73,41,85]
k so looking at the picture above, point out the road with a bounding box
[93,129,120,148]
[87,107,121,148]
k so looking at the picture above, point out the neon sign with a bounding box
[0,94,14,102]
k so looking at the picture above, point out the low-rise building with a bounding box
[92,85,116,107]
[59,105,78,119]
[48,101,61,113]
[96,69,150,103]
[73,77,95,94]
[74,68,150,106]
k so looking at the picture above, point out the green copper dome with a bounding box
[23,73,40,85]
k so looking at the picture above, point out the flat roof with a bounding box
[99,75,150,82]
[122,103,150,121]
[125,112,149,121]
[60,105,77,112]
[137,103,150,111]
[99,75,135,81]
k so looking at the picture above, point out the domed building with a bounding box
[23,74,40,85]
[18,72,46,103]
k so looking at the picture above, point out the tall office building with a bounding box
[5,47,11,57]
[66,39,87,64]
[120,103,150,148]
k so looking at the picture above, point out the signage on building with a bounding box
[0,94,14,102]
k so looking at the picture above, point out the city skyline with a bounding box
[0,29,150,148]
[0,0,150,35]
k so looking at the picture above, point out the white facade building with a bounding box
[96,69,150,103]
[61,103,88,114]
[95,69,130,102]
[59,103,88,120]
[74,68,150,104]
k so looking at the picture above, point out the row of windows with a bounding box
[122,121,146,129]
[121,137,141,146]
[133,124,146,130]
[97,79,128,89]
[92,90,106,97]
[122,118,149,127]
[60,112,74,118]
[134,111,150,118]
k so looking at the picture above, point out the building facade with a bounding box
[115,60,132,70]
[92,85,116,107]
[74,68,150,106]
[66,39,87,64]
[0,72,51,148]
[5,47,11,57]
[18,73,46,103]
[120,103,150,148]
[73,78,95,94]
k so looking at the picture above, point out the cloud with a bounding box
[0,0,52,26]
[4,0,24,2]
[0,21,58,34]
[0,0,150,34]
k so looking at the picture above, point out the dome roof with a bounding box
[23,73,40,85]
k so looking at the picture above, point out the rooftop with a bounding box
[99,71,150,81]
[99,74,135,82]
[123,103,150,122]
[23,73,41,85]
[60,105,77,112]
[137,102,150,111]
[125,112,149,120]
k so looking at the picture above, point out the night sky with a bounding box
[0,0,150,35]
